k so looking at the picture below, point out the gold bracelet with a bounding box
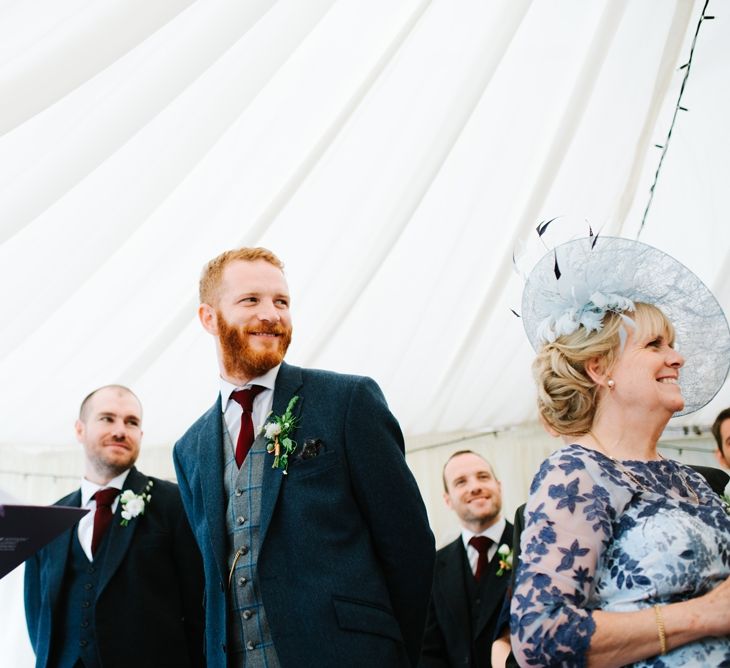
[653,604,667,655]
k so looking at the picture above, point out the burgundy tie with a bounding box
[91,487,120,556]
[469,535,493,582]
[231,385,265,468]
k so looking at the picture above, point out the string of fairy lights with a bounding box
[637,0,715,237]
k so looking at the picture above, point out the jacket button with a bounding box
[240,545,249,555]
[238,577,248,587]
[242,610,253,620]
[236,516,246,525]
[81,620,89,628]
[79,640,88,648]
[235,488,243,497]
[82,601,90,608]
[84,583,93,590]
[246,641,256,651]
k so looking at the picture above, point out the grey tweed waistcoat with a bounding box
[223,419,280,668]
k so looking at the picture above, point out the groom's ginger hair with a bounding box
[199,247,284,306]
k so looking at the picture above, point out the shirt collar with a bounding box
[80,469,131,507]
[219,364,281,409]
[460,515,506,551]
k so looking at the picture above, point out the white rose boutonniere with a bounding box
[264,422,282,440]
[496,543,514,577]
[119,480,153,526]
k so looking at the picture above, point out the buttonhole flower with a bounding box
[119,480,153,526]
[496,543,514,576]
[260,396,300,474]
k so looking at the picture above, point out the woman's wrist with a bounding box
[660,597,708,650]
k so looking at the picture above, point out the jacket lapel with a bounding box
[45,490,82,611]
[98,467,145,595]
[436,539,472,632]
[197,398,228,584]
[259,362,303,546]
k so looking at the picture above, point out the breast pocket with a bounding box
[131,531,171,552]
[287,450,341,480]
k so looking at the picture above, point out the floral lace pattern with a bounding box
[511,444,730,667]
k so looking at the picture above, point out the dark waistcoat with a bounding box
[51,530,111,668]
[462,548,496,668]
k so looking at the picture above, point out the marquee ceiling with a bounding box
[1,0,728,448]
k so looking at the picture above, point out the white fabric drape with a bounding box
[2,0,727,454]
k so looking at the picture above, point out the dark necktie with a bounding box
[231,385,265,468]
[91,487,120,556]
[469,535,493,582]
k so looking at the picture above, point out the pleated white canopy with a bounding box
[1,0,727,455]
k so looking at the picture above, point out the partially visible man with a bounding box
[420,450,513,668]
[173,247,435,667]
[712,407,730,470]
[24,385,204,668]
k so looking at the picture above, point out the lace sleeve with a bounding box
[510,447,625,667]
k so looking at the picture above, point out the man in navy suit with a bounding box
[173,247,435,667]
[24,385,204,668]
[420,451,513,668]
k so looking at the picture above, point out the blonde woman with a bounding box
[511,236,730,667]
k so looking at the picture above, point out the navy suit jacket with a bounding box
[173,362,435,667]
[420,521,514,668]
[24,467,205,668]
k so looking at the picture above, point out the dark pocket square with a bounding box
[299,438,324,460]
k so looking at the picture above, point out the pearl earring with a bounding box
[607,379,615,389]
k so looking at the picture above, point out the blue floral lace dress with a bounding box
[510,444,730,667]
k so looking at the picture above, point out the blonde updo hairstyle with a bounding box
[533,302,674,436]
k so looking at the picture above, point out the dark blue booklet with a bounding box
[0,504,88,578]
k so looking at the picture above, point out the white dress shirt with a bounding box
[77,469,131,561]
[461,516,507,576]
[220,364,281,451]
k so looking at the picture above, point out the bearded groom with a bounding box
[173,247,435,667]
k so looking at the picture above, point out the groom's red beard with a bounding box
[217,311,292,380]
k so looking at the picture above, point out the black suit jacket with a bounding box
[24,467,205,668]
[420,521,514,668]
[689,464,729,497]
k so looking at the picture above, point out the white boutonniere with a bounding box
[259,396,300,474]
[119,480,153,526]
[496,543,514,576]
